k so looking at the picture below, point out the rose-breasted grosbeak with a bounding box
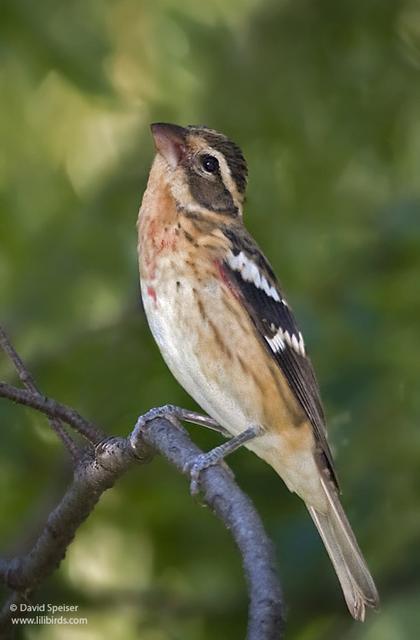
[137,122,379,620]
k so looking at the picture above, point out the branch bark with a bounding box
[0,330,284,639]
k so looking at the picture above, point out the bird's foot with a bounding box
[132,404,227,435]
[184,425,261,495]
[184,449,234,496]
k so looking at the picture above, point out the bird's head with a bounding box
[150,123,248,217]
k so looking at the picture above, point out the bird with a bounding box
[136,122,379,620]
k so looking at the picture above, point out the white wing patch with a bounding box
[226,250,305,357]
[227,251,282,302]
[266,328,306,356]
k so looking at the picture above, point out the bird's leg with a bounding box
[130,404,230,454]
[185,424,262,495]
[165,405,231,437]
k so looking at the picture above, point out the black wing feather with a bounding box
[222,231,338,488]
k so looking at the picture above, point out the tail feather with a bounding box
[307,473,379,621]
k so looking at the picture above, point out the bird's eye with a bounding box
[201,154,219,173]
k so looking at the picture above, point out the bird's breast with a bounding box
[138,189,181,283]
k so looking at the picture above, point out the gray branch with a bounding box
[0,332,284,639]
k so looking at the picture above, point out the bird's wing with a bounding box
[221,227,339,489]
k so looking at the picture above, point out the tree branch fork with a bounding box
[0,326,284,639]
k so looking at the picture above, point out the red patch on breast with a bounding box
[147,286,157,304]
[157,235,177,253]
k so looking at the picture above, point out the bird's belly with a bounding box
[140,269,260,437]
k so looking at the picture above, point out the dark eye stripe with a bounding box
[187,164,237,215]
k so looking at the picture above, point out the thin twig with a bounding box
[0,383,105,444]
[0,327,79,459]
[0,328,38,389]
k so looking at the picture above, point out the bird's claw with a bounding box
[130,405,187,452]
[137,405,182,428]
[184,453,209,496]
[184,452,234,496]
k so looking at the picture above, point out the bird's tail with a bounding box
[307,472,379,621]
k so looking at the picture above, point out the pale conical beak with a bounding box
[150,123,187,169]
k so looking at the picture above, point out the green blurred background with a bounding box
[1,0,420,638]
